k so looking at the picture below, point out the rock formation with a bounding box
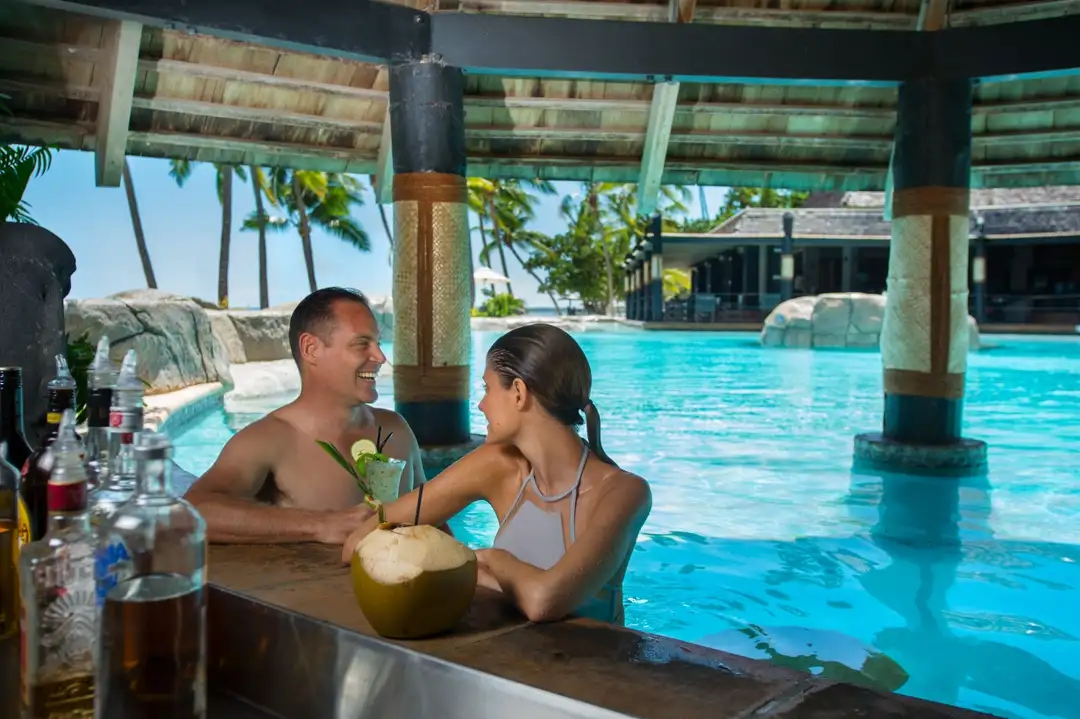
[0,223,78,446]
[761,293,980,351]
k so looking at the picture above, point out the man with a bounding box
[185,287,427,545]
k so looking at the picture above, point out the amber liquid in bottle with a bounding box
[98,574,205,719]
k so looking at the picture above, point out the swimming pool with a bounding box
[171,330,1080,719]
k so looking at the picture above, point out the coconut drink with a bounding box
[317,429,478,639]
[351,522,477,639]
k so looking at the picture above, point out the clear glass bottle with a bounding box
[22,355,80,542]
[95,431,207,719]
[83,337,116,489]
[0,440,20,641]
[88,349,141,530]
[18,409,97,719]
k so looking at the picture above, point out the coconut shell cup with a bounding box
[350,524,479,640]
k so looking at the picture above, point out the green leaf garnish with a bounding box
[317,439,385,523]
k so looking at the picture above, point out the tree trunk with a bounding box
[488,198,514,297]
[293,174,317,293]
[252,166,269,309]
[121,159,157,289]
[218,165,233,308]
[506,242,560,316]
[476,218,495,302]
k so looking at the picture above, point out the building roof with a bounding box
[3,1,1080,196]
[708,185,1080,239]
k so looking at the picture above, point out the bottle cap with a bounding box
[48,355,77,391]
[114,349,142,391]
[135,431,173,461]
[90,336,117,386]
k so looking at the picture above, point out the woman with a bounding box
[341,323,651,625]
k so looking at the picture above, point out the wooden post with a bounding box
[649,215,664,322]
[389,58,470,446]
[856,76,987,474]
[971,218,987,324]
[780,212,795,300]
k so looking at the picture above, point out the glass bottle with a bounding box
[88,349,140,529]
[0,366,34,578]
[0,366,32,474]
[22,355,80,542]
[95,431,207,719]
[0,441,20,641]
[18,409,97,719]
[83,337,116,489]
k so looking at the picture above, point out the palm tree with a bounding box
[122,159,158,289]
[168,159,247,307]
[567,182,691,314]
[255,169,370,293]
[468,178,557,306]
[248,166,273,308]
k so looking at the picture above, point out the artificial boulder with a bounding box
[761,293,980,351]
[0,223,77,446]
[65,289,232,394]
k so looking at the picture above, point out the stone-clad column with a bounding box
[855,77,987,474]
[649,215,664,322]
[389,58,471,446]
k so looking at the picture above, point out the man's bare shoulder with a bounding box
[368,407,413,436]
[226,410,296,452]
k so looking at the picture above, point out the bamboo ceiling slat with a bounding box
[3,2,1080,190]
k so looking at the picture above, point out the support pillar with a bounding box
[971,235,987,324]
[854,77,987,475]
[623,268,631,319]
[780,212,795,300]
[390,58,471,446]
[649,215,664,322]
[841,246,855,292]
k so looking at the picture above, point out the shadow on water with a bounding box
[647,464,1080,719]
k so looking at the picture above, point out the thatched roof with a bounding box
[3,1,1080,197]
[709,185,1080,239]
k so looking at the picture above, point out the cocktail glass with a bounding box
[364,458,406,505]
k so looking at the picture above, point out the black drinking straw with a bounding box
[414,483,424,526]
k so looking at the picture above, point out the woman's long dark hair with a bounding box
[487,323,616,467]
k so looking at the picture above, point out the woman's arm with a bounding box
[477,472,652,623]
[339,442,520,563]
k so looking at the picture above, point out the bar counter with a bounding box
[202,543,995,718]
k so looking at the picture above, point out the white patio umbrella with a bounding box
[473,267,510,285]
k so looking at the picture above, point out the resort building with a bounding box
[626,188,1080,332]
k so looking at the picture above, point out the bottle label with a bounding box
[45,412,62,425]
[95,540,132,606]
[108,407,143,435]
[46,481,86,513]
[16,494,30,553]
[87,389,112,428]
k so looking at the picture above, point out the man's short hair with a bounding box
[288,287,370,364]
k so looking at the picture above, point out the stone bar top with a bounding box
[207,544,997,719]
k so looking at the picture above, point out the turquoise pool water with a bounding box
[172,331,1080,719]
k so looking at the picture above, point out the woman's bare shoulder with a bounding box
[596,465,652,512]
[463,441,529,476]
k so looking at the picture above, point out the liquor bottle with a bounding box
[0,366,33,575]
[21,356,80,542]
[83,337,116,489]
[88,349,139,529]
[18,409,97,718]
[95,431,207,719]
[0,441,20,641]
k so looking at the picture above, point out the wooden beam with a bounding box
[638,81,681,215]
[453,1,917,29]
[638,0,695,215]
[141,58,388,101]
[374,106,394,204]
[95,20,142,187]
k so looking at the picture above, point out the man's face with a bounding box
[304,300,387,404]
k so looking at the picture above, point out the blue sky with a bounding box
[23,150,731,309]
